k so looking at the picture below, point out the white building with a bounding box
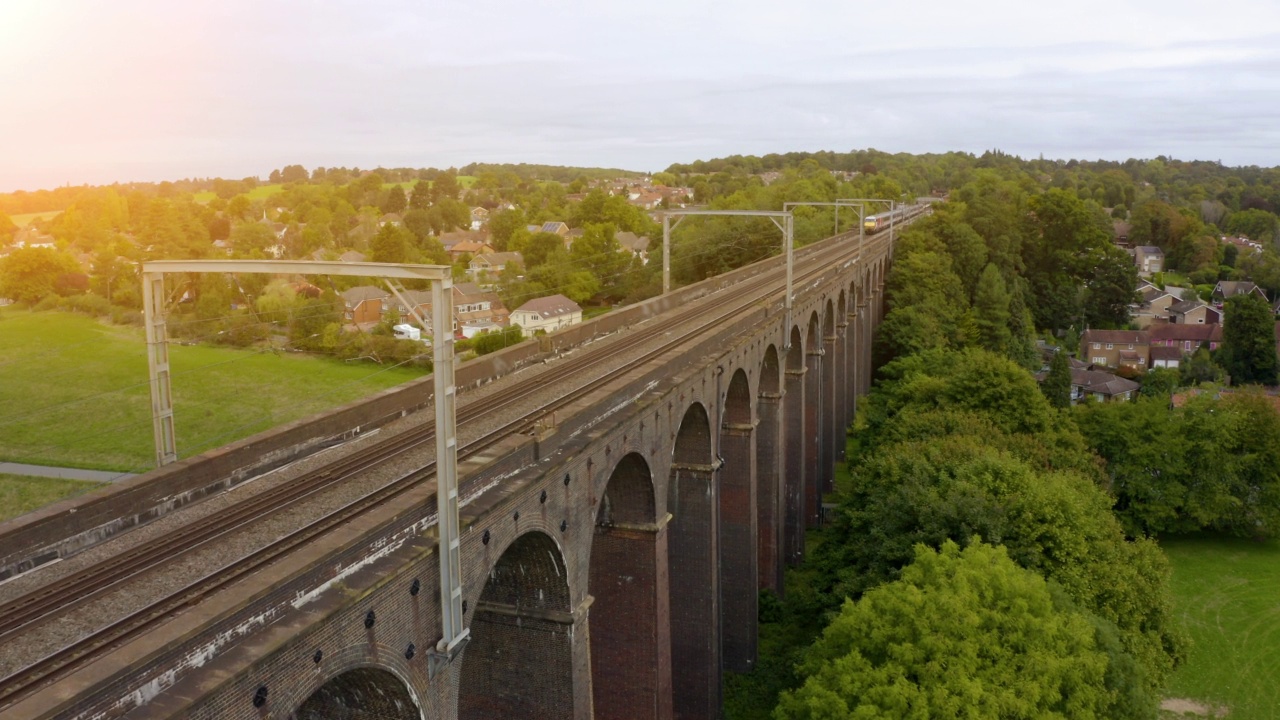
[510,294,583,334]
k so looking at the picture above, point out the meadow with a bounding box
[9,211,61,227]
[0,308,426,472]
[1161,536,1280,719]
[193,183,286,204]
[0,473,100,522]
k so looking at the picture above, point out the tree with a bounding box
[402,208,432,242]
[1042,349,1072,408]
[1220,293,1278,385]
[0,211,16,241]
[1006,277,1040,369]
[777,541,1126,720]
[369,223,412,264]
[408,180,432,210]
[431,171,460,202]
[381,185,408,215]
[488,208,525,251]
[0,247,84,304]
[517,231,566,269]
[229,222,276,256]
[972,263,1011,353]
[1225,208,1279,243]
[1076,392,1280,539]
[1082,244,1138,328]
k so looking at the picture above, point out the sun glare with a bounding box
[0,2,54,49]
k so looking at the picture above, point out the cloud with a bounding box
[2,1,1280,190]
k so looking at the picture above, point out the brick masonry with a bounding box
[40,249,889,720]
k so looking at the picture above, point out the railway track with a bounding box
[0,228,892,711]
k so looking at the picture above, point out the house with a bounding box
[1080,329,1149,370]
[388,289,434,326]
[616,232,651,264]
[1167,299,1220,325]
[469,251,524,279]
[1133,246,1164,275]
[438,230,490,254]
[1035,365,1140,403]
[339,250,368,264]
[1113,220,1132,244]
[1150,346,1183,369]
[448,240,494,261]
[469,207,489,231]
[540,221,569,237]
[1213,280,1267,304]
[454,282,509,327]
[1148,322,1222,355]
[511,294,582,334]
[1132,286,1178,327]
[341,286,389,325]
[379,214,402,228]
[1071,368,1141,403]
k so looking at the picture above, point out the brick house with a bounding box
[341,286,389,325]
[1080,329,1149,370]
[1148,322,1222,355]
[1150,346,1183,369]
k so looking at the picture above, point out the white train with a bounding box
[863,203,929,233]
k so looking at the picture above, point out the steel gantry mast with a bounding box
[139,259,470,668]
[661,209,795,343]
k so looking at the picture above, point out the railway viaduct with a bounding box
[0,229,891,720]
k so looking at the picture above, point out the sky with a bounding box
[3,0,1280,192]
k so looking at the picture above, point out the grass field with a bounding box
[9,211,61,227]
[0,473,101,523]
[1161,536,1280,719]
[0,308,426,472]
[193,184,286,204]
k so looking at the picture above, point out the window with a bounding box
[1106,343,1113,350]
[1092,356,1107,365]
[1092,343,1101,349]
[1128,344,1133,349]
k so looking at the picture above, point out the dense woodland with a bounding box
[5,151,1280,715]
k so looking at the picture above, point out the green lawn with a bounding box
[193,184,286,204]
[0,473,101,523]
[9,211,61,227]
[1161,536,1280,719]
[0,309,426,472]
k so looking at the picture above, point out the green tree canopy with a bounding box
[1042,349,1072,408]
[1220,293,1278,385]
[972,263,1011,353]
[777,541,1122,720]
[0,246,84,304]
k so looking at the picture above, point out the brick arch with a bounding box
[667,401,719,718]
[756,344,784,594]
[589,453,670,720]
[819,298,837,496]
[801,312,822,530]
[457,530,572,719]
[720,369,756,672]
[293,664,422,720]
[782,325,805,566]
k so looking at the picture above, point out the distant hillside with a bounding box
[457,163,645,182]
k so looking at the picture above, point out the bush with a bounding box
[778,541,1132,719]
[472,325,524,356]
[61,293,112,317]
